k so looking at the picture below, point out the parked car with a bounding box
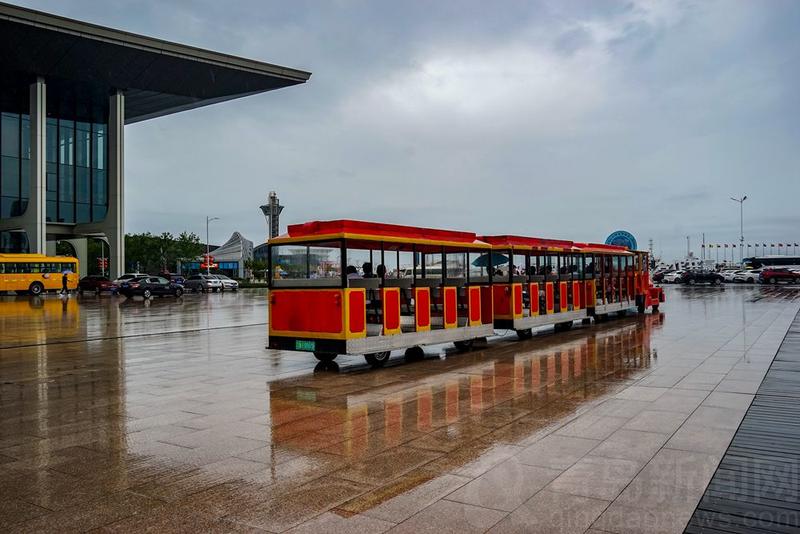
[114,272,148,284]
[721,269,743,282]
[183,274,223,293]
[118,276,184,298]
[168,274,186,286]
[78,275,116,294]
[652,270,672,283]
[211,274,239,291]
[663,270,685,283]
[733,269,763,283]
[759,268,800,285]
[681,271,724,285]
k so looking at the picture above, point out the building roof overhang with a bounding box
[0,2,311,123]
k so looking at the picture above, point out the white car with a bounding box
[183,274,224,292]
[721,269,742,282]
[212,274,239,291]
[113,272,148,284]
[733,269,762,283]
[663,270,685,283]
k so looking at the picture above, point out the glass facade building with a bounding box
[1,112,107,224]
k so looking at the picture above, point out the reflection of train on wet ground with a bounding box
[269,315,662,467]
[267,220,665,367]
[0,254,79,295]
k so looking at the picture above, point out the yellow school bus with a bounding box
[0,254,79,295]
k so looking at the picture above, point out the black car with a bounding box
[118,276,184,298]
[681,271,724,285]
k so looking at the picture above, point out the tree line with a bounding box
[66,232,205,275]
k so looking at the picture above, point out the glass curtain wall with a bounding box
[0,112,106,224]
[0,112,30,218]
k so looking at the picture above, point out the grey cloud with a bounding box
[13,0,800,261]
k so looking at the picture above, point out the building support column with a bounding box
[105,91,125,279]
[0,78,49,251]
[63,238,88,276]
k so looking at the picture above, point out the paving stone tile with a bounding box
[547,456,642,501]
[592,500,694,534]
[343,472,470,523]
[684,406,746,430]
[701,391,754,411]
[613,386,669,401]
[488,489,610,534]
[387,499,506,533]
[554,414,629,440]
[446,457,561,511]
[286,511,394,534]
[587,428,668,464]
[622,410,688,434]
[516,434,600,469]
[665,424,736,455]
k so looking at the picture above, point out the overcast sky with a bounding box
[16,0,800,260]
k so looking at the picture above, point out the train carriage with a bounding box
[267,220,495,367]
[267,219,664,367]
[479,235,590,339]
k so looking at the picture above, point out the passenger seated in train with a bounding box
[363,262,377,278]
[346,265,362,279]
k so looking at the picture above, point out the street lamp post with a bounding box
[206,216,220,275]
[730,195,747,265]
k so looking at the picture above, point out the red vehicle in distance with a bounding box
[759,268,800,285]
[78,275,117,294]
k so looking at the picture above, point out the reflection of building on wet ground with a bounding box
[1,286,799,532]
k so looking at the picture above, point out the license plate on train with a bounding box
[295,340,316,351]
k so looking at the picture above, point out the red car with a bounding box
[78,275,117,294]
[759,268,800,285]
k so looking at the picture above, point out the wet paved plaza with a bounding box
[1,286,799,533]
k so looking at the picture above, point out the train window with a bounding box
[573,255,585,278]
[468,251,489,281]
[542,255,555,276]
[446,252,467,279]
[585,255,597,275]
[395,251,415,278]
[347,248,373,277]
[422,252,442,279]
[308,245,341,279]
[512,254,526,279]
[271,245,309,279]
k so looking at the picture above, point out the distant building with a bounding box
[181,232,253,278]
[260,192,283,240]
[254,243,269,263]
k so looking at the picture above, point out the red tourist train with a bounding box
[267,220,664,367]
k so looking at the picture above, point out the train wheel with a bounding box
[365,351,391,367]
[404,346,425,361]
[555,321,573,332]
[516,329,533,340]
[652,305,659,313]
[314,352,337,362]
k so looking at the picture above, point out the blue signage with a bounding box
[605,230,637,250]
